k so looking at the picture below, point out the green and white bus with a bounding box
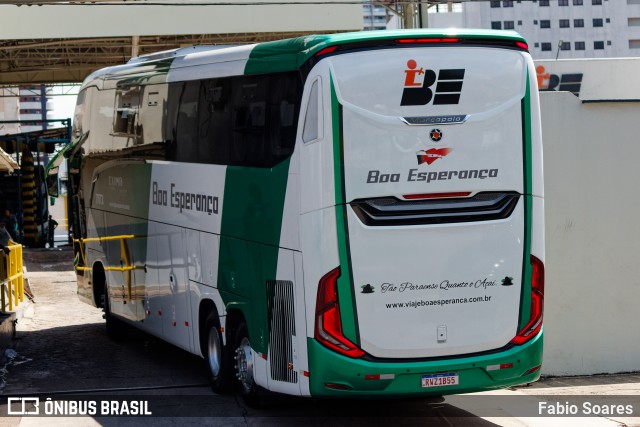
[48,29,544,401]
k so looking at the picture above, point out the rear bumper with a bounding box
[307,328,543,397]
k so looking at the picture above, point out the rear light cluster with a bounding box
[511,255,544,345]
[315,267,365,358]
[397,38,460,44]
[313,38,529,59]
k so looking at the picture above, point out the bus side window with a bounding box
[112,86,142,141]
[302,78,323,144]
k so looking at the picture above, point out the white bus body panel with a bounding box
[314,47,531,358]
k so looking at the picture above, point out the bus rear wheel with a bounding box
[234,322,260,406]
[204,312,232,393]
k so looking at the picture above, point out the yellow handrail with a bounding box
[0,242,24,313]
[74,235,143,300]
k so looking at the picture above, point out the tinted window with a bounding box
[166,72,302,168]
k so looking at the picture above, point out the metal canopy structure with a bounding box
[0,0,368,85]
[0,0,460,86]
[0,32,330,85]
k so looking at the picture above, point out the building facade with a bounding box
[425,0,640,60]
[19,86,54,133]
[362,1,396,30]
[0,88,20,135]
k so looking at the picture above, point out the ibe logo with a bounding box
[401,59,465,106]
[536,65,583,97]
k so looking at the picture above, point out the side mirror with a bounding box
[46,166,59,198]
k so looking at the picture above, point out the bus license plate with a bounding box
[421,373,459,388]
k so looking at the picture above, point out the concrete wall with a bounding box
[0,0,362,39]
[540,91,640,376]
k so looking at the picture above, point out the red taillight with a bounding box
[523,365,541,376]
[515,41,529,51]
[315,267,365,358]
[511,255,544,345]
[315,46,338,57]
[397,38,460,44]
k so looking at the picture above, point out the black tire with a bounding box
[104,289,127,340]
[203,311,233,394]
[234,322,260,406]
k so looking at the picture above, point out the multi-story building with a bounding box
[0,88,20,135]
[426,0,640,60]
[19,86,54,133]
[362,1,395,30]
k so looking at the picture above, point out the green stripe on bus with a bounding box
[330,76,359,344]
[243,30,529,75]
[519,71,534,329]
[308,332,542,396]
[217,159,292,354]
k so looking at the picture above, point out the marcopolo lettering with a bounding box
[152,181,218,215]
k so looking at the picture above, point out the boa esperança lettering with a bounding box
[152,181,218,215]
[366,168,499,184]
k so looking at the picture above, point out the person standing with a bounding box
[47,215,58,248]
[2,209,18,242]
[0,221,12,254]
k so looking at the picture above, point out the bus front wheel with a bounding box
[204,312,233,393]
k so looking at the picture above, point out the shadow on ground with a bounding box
[21,246,75,272]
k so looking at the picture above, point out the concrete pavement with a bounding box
[0,248,638,426]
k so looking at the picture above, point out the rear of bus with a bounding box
[298,30,544,396]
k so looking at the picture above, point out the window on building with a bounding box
[593,18,604,27]
[504,21,515,29]
[518,20,523,25]
[559,0,568,5]
[559,19,570,28]
[574,19,584,27]
[561,42,571,50]
[534,20,538,24]
[491,21,502,30]
[607,40,612,45]
[592,0,602,4]
[575,41,586,50]
[606,18,610,23]
[490,0,501,7]
[534,42,540,47]
[573,0,583,4]
[540,20,551,28]
[539,0,549,5]
[594,41,605,49]
[541,42,552,51]
[503,0,514,6]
